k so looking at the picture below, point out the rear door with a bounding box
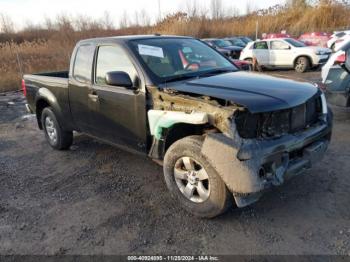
[252,41,270,65]
[68,44,96,132]
[89,44,148,152]
[325,49,350,107]
[269,40,292,66]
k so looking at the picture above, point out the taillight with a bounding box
[334,52,346,65]
[21,79,26,97]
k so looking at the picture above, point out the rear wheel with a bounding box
[41,107,73,150]
[163,136,232,218]
[295,57,310,73]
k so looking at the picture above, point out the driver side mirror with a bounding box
[105,71,134,89]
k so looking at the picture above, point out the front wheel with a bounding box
[41,107,73,150]
[163,136,232,218]
[294,57,310,73]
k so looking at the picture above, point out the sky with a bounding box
[0,0,285,29]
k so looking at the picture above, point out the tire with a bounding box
[41,107,73,150]
[294,56,310,73]
[163,136,232,218]
[246,57,263,72]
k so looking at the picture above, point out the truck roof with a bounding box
[78,34,193,45]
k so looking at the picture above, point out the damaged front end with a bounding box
[147,86,332,208]
[201,92,332,207]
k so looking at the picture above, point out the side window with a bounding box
[73,45,95,84]
[271,41,290,50]
[95,45,138,86]
[253,41,268,50]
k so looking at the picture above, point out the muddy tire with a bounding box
[295,56,310,73]
[163,136,232,218]
[41,107,73,150]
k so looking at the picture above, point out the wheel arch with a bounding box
[147,110,218,159]
[293,55,313,67]
[35,88,65,130]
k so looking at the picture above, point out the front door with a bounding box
[89,44,148,153]
[269,40,292,66]
[253,41,270,65]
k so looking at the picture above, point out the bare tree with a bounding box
[101,11,114,30]
[56,14,74,32]
[44,16,55,31]
[139,9,151,26]
[119,11,129,29]
[245,0,254,15]
[133,11,140,27]
[224,6,240,18]
[185,0,200,18]
[0,13,15,34]
[286,0,309,8]
[210,0,223,20]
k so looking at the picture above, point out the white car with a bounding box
[327,31,350,50]
[240,38,332,73]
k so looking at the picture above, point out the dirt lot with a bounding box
[0,70,349,255]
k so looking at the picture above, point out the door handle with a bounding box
[88,93,99,102]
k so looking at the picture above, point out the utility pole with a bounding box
[255,20,259,40]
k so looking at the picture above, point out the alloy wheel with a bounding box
[174,156,210,203]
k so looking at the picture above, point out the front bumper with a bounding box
[315,54,331,65]
[201,113,333,208]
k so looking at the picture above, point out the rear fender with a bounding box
[35,88,67,130]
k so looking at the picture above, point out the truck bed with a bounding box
[23,71,71,125]
[24,71,69,88]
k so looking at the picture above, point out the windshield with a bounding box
[213,39,232,48]
[128,38,236,83]
[284,38,307,47]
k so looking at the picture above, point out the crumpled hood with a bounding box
[165,71,319,113]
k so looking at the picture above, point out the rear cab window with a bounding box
[73,45,95,84]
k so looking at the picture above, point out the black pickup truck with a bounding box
[23,35,332,218]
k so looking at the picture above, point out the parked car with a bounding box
[238,36,253,44]
[327,31,350,50]
[240,38,332,73]
[202,38,243,59]
[322,41,350,110]
[298,32,331,48]
[23,35,332,218]
[224,37,247,48]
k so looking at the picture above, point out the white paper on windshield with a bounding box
[138,44,164,58]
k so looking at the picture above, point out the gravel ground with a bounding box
[0,70,349,255]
